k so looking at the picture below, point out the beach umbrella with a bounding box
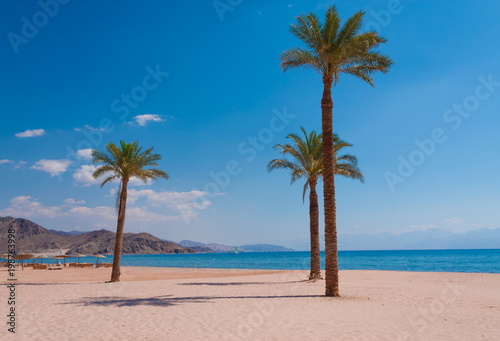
[92,254,106,267]
[68,253,87,266]
[14,254,34,270]
[52,254,72,266]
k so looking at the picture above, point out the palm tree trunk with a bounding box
[309,179,322,280]
[111,178,128,282]
[321,76,340,297]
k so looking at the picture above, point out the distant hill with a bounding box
[179,240,294,253]
[0,216,65,252]
[178,240,213,253]
[206,243,235,253]
[0,216,192,255]
[49,229,88,236]
[339,228,500,250]
[239,244,294,252]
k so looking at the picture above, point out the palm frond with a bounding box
[336,11,365,46]
[290,13,324,52]
[279,48,322,72]
[100,175,119,188]
[335,163,364,182]
[322,5,340,45]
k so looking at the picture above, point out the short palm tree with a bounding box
[280,6,392,296]
[268,128,363,281]
[92,141,168,282]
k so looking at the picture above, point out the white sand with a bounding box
[1,267,499,340]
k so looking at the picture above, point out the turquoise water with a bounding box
[47,249,500,273]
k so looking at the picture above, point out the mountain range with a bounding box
[2,216,497,254]
[178,240,294,253]
[338,228,500,250]
[0,216,192,255]
[0,216,294,255]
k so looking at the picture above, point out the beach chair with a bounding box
[48,265,63,270]
[33,264,48,270]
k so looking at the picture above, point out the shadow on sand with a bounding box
[178,280,307,286]
[59,294,322,308]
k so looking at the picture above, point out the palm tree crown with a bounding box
[280,5,393,84]
[268,128,323,201]
[92,141,168,189]
[268,127,363,200]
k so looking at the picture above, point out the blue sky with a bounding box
[1,0,499,250]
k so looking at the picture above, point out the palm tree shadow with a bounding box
[60,294,322,308]
[178,280,306,286]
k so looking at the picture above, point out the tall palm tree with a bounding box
[92,141,168,282]
[280,6,392,296]
[268,128,363,281]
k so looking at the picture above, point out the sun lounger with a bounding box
[33,264,48,270]
[48,265,63,270]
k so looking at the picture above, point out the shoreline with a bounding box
[3,266,499,284]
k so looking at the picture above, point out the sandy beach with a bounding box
[0,267,498,340]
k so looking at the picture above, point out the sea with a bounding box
[49,249,500,273]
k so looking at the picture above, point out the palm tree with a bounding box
[280,6,392,296]
[268,128,363,281]
[92,141,168,282]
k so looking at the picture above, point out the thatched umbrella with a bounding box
[68,253,87,266]
[52,254,72,266]
[14,254,35,270]
[92,254,107,267]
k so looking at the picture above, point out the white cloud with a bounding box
[0,196,62,218]
[0,189,212,231]
[93,222,112,229]
[13,161,27,169]
[133,114,165,126]
[127,189,212,221]
[127,189,208,207]
[73,165,100,186]
[77,149,93,160]
[405,224,438,232]
[129,177,153,186]
[445,217,464,224]
[68,206,116,220]
[31,159,72,177]
[63,198,86,205]
[15,129,46,138]
[0,196,187,223]
[74,124,104,132]
[0,160,26,169]
[126,207,173,222]
[73,165,152,187]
